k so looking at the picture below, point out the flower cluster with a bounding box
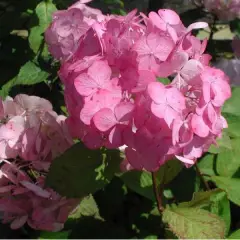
[203,0,240,20]
[46,0,231,172]
[45,0,105,61]
[0,94,78,231]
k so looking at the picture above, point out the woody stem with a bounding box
[152,172,164,213]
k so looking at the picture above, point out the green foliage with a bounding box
[39,231,70,239]
[156,159,183,185]
[157,77,170,85]
[1,0,240,239]
[120,171,155,201]
[162,205,225,239]
[198,153,216,176]
[211,176,240,206]
[0,61,49,98]
[222,87,240,139]
[228,229,240,239]
[179,189,222,208]
[230,19,240,37]
[175,190,230,235]
[102,0,126,15]
[210,192,231,235]
[29,0,57,57]
[119,160,182,201]
[46,142,122,198]
[166,166,200,202]
[224,113,240,138]
[223,87,240,116]
[208,131,232,154]
[69,195,101,219]
[216,138,240,177]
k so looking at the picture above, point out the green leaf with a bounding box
[156,159,183,185]
[69,218,129,239]
[210,192,231,235]
[223,113,240,138]
[228,229,240,239]
[35,0,57,26]
[208,131,232,154]
[216,138,240,177]
[0,78,17,99]
[144,235,158,239]
[167,167,199,202]
[29,0,57,55]
[29,25,49,57]
[198,154,216,176]
[177,190,230,236]
[222,87,240,116]
[120,171,154,201]
[94,177,126,221]
[230,19,240,37]
[164,229,178,239]
[162,205,225,239]
[0,61,49,98]
[17,61,49,85]
[120,160,182,201]
[69,195,101,220]
[211,176,240,206]
[157,77,170,85]
[46,143,122,198]
[179,189,222,208]
[39,231,70,239]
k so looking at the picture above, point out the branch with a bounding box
[152,172,164,213]
[207,14,217,59]
[209,15,217,42]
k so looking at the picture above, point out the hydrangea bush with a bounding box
[0,0,240,239]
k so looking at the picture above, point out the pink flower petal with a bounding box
[74,73,99,96]
[158,9,180,25]
[10,215,28,230]
[151,102,166,119]
[175,155,194,164]
[147,82,166,104]
[125,147,143,171]
[187,22,208,32]
[114,102,134,122]
[20,181,51,198]
[191,114,209,137]
[93,108,117,132]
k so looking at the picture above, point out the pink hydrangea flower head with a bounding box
[0,94,78,231]
[45,5,231,171]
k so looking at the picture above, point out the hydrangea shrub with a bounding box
[0,0,240,238]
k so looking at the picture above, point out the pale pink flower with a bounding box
[0,94,78,231]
